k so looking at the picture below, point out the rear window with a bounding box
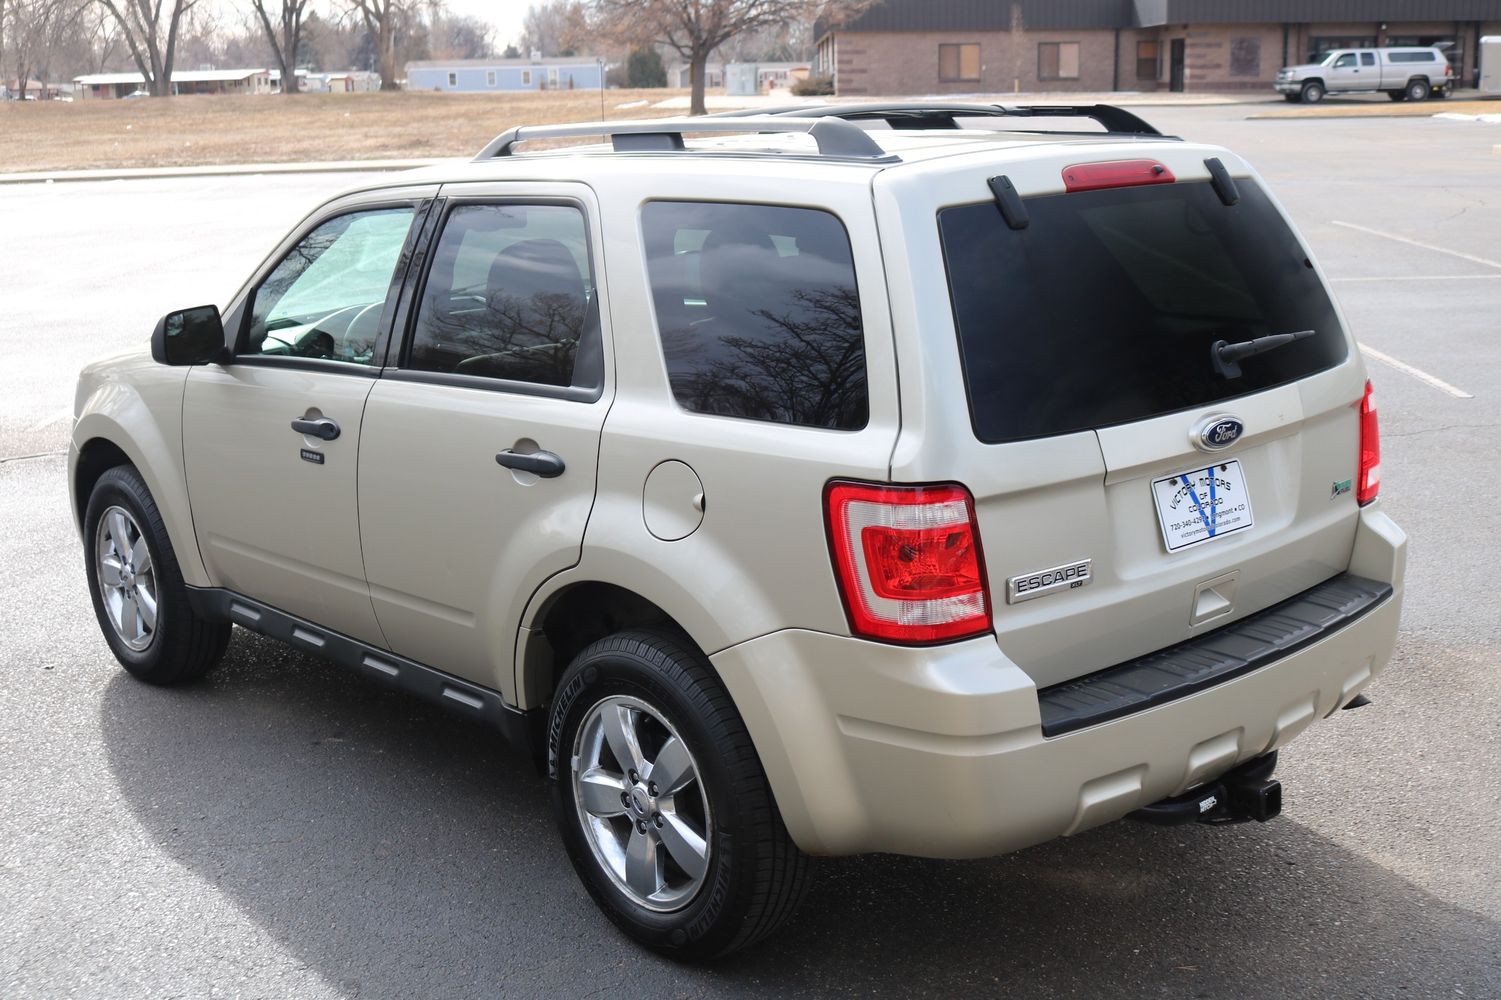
[938,178,1346,444]
[642,201,868,431]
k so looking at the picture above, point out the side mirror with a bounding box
[151,305,228,366]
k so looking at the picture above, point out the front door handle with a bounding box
[495,449,565,478]
[291,416,341,441]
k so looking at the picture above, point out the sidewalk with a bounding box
[648,91,1282,111]
[0,157,447,186]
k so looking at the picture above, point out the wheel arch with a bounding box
[516,578,707,712]
[72,386,208,588]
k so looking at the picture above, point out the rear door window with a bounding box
[406,202,601,389]
[938,178,1346,444]
[641,201,868,431]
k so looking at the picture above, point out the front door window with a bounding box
[245,207,415,366]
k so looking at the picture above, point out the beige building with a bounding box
[815,0,1501,95]
[74,69,273,99]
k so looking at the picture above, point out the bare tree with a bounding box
[96,0,196,96]
[248,0,307,93]
[80,2,121,71]
[4,0,86,98]
[590,0,874,115]
[521,0,586,57]
[343,0,406,90]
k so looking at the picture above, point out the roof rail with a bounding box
[709,101,1171,138]
[473,116,900,162]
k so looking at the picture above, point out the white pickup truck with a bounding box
[1275,46,1453,103]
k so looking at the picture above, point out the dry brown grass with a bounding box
[0,89,693,172]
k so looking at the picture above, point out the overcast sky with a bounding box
[427,0,532,49]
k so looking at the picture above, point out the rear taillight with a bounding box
[825,481,991,644]
[1062,159,1175,193]
[1358,379,1380,505]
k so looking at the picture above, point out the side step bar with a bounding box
[187,587,538,756]
[1129,752,1282,826]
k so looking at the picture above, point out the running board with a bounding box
[187,587,537,755]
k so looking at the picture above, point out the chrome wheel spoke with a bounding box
[120,590,141,642]
[601,704,646,775]
[135,584,158,632]
[99,554,126,588]
[625,825,664,899]
[107,510,132,549]
[648,736,694,796]
[656,809,708,881]
[130,536,152,576]
[577,767,628,818]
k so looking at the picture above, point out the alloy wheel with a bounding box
[570,694,712,912]
[95,505,157,651]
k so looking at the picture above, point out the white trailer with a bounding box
[1482,36,1501,94]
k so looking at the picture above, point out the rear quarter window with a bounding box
[641,201,868,431]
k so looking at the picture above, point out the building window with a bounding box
[1136,40,1159,79]
[1230,37,1261,76]
[522,69,532,85]
[1309,37,1375,61]
[938,43,981,83]
[1039,42,1080,80]
[487,70,496,86]
[447,72,457,87]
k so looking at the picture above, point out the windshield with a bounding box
[937,178,1347,444]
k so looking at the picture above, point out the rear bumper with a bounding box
[712,507,1405,858]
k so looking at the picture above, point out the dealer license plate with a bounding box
[1150,460,1255,553]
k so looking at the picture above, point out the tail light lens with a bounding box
[1358,379,1380,505]
[825,481,991,644]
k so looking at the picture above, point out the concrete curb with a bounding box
[0,158,448,186]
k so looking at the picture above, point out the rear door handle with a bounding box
[291,416,341,441]
[495,449,565,478]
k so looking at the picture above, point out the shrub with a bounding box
[791,75,835,96]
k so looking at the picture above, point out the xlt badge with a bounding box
[1007,558,1092,604]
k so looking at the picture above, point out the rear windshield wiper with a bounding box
[1213,329,1315,378]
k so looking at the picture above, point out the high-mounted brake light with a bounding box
[1358,380,1380,505]
[1062,159,1176,193]
[825,481,991,644]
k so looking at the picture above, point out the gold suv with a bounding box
[71,105,1405,959]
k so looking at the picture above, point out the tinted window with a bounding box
[642,202,867,430]
[246,207,414,365]
[1388,51,1437,63]
[938,179,1346,444]
[407,203,600,389]
[1360,53,1375,66]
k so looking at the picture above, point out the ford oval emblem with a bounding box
[1195,415,1244,452]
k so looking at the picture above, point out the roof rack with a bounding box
[473,116,901,162]
[709,101,1172,138]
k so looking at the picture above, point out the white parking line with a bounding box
[1331,221,1501,271]
[1331,274,1501,282]
[1359,343,1474,400]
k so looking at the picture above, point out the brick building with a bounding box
[815,0,1501,95]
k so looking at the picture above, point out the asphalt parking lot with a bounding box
[2,105,1498,997]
